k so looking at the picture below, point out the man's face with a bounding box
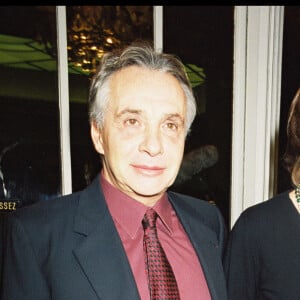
[91,66,187,206]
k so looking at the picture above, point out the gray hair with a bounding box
[88,41,197,135]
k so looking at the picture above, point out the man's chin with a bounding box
[132,187,166,200]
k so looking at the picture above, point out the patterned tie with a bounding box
[142,208,180,300]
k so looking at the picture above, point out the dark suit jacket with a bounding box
[1,175,228,300]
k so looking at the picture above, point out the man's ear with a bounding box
[91,121,104,155]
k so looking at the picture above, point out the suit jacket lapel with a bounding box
[168,192,227,300]
[72,176,140,300]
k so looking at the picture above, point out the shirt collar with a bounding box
[100,172,175,239]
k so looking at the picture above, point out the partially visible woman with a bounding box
[224,88,300,300]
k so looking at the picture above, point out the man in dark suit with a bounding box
[1,42,228,300]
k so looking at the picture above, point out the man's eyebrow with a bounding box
[166,113,184,119]
[165,113,185,124]
[115,109,142,117]
[115,110,184,123]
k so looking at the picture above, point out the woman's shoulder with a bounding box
[233,190,291,229]
[244,190,290,214]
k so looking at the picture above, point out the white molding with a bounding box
[230,6,284,227]
[56,6,72,195]
[154,6,163,52]
[230,6,247,228]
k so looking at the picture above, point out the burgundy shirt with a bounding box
[101,174,211,300]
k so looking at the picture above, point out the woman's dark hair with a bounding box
[282,88,300,186]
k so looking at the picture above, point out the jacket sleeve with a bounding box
[1,214,51,300]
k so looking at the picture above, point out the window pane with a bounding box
[66,6,154,191]
[0,6,61,214]
[163,6,234,225]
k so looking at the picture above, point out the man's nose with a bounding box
[138,127,164,156]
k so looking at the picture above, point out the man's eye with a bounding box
[165,122,178,130]
[125,119,139,126]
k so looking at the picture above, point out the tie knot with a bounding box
[142,208,158,229]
